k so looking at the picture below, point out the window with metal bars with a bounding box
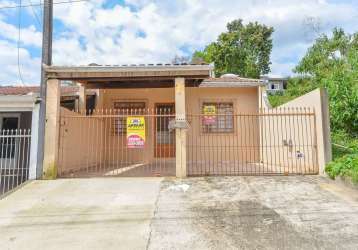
[113,102,146,135]
[202,102,234,133]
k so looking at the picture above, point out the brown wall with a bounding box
[259,108,317,174]
[186,87,260,174]
[273,88,331,174]
[99,87,260,168]
[58,87,261,174]
[58,108,105,175]
[99,88,175,166]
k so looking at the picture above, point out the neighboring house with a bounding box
[0,85,95,196]
[39,64,331,180]
[260,75,288,94]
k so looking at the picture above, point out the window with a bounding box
[60,96,77,111]
[202,102,234,133]
[113,102,146,135]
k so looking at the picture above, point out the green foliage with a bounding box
[331,130,358,159]
[295,28,358,135]
[325,154,358,183]
[326,131,358,183]
[270,28,358,135]
[192,19,274,78]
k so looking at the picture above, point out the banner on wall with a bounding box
[127,116,145,148]
[203,105,217,125]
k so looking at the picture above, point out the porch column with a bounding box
[175,77,187,178]
[43,79,60,179]
[78,84,86,111]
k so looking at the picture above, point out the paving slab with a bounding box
[0,178,163,250]
[148,176,358,250]
[1,176,358,250]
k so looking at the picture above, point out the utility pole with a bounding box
[37,0,53,178]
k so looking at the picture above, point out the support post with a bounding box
[175,77,187,178]
[28,102,40,180]
[78,84,86,111]
[37,0,53,179]
[42,79,60,179]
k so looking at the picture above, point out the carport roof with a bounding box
[45,63,214,81]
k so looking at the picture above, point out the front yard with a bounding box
[0,176,358,250]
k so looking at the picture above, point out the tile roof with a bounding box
[200,76,264,87]
[0,86,80,96]
[83,63,210,67]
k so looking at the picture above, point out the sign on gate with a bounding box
[203,104,217,125]
[127,116,145,148]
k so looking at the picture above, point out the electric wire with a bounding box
[17,0,26,86]
[0,0,89,10]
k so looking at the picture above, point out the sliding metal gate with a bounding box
[58,107,318,178]
[58,108,176,177]
[0,129,31,198]
[187,107,318,176]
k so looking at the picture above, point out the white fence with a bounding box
[0,129,31,198]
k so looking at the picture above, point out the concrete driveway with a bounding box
[1,176,358,250]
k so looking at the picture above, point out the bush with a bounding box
[326,131,358,183]
[326,153,358,183]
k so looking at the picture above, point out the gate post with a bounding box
[175,77,187,178]
[43,79,60,179]
[78,84,86,111]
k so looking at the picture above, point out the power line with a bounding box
[0,0,89,10]
[17,0,26,86]
[28,0,42,26]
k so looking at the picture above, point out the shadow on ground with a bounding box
[148,176,358,250]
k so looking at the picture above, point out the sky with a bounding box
[0,0,357,85]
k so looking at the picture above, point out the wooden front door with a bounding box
[155,103,175,158]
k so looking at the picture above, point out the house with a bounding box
[0,85,95,196]
[260,75,288,94]
[39,63,331,179]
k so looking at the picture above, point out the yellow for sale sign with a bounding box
[127,117,145,148]
[203,105,217,125]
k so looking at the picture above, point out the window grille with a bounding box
[202,102,234,133]
[113,102,146,135]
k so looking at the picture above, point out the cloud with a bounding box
[0,40,41,85]
[1,0,358,85]
[0,20,42,47]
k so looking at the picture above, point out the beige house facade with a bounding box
[42,64,331,179]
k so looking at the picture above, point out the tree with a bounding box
[171,55,190,64]
[192,19,274,78]
[295,28,358,135]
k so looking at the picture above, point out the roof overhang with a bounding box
[45,64,214,88]
[0,94,39,112]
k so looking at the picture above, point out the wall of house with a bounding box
[57,87,261,174]
[259,108,317,174]
[259,88,331,174]
[97,87,260,170]
[99,88,175,167]
[186,87,260,174]
[19,111,32,130]
[57,108,105,175]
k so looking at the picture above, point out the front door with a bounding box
[155,103,175,158]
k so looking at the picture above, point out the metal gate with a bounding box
[58,107,318,177]
[186,107,318,176]
[58,108,176,177]
[0,129,31,198]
